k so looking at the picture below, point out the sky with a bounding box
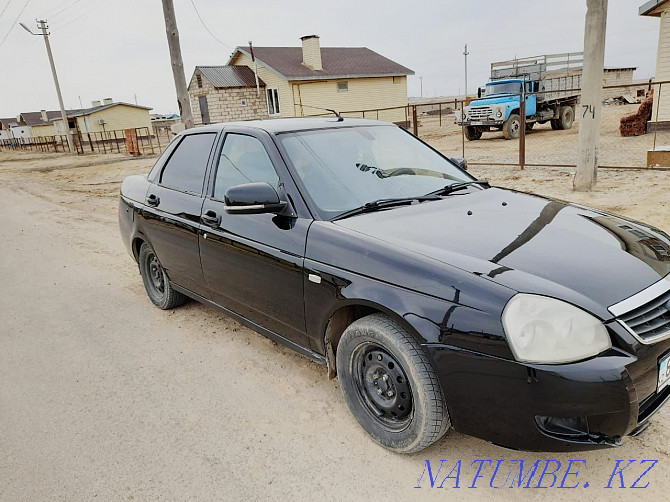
[0,0,660,117]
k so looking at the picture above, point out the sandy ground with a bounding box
[1,148,670,501]
[417,102,669,168]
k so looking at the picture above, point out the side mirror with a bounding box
[477,87,482,99]
[224,182,287,215]
[450,156,468,171]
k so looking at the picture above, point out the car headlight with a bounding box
[502,294,611,364]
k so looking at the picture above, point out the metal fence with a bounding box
[302,80,663,171]
[0,127,172,156]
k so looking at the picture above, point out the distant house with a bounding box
[22,110,81,138]
[151,113,181,136]
[640,0,670,128]
[50,99,152,136]
[188,66,267,125]
[189,35,414,125]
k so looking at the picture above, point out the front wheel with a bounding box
[464,126,482,141]
[336,313,450,453]
[138,242,186,310]
[502,114,521,139]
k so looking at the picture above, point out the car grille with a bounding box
[618,287,670,342]
[468,106,492,120]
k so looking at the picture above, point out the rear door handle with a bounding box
[201,210,220,228]
[146,193,160,207]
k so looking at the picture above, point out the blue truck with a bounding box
[457,53,582,140]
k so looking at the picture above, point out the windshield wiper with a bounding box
[333,195,441,221]
[426,180,490,197]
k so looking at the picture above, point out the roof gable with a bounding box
[228,46,414,81]
[640,0,669,16]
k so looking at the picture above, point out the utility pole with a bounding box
[248,41,260,97]
[420,76,423,98]
[21,20,74,154]
[161,0,194,129]
[463,44,469,97]
[574,0,608,191]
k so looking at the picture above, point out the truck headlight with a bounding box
[496,110,503,118]
[495,106,504,119]
[502,294,611,364]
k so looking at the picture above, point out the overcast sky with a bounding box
[0,0,660,117]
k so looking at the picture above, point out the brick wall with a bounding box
[189,72,269,125]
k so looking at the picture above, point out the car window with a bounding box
[213,133,280,200]
[160,133,217,194]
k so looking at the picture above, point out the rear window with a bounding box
[160,133,217,194]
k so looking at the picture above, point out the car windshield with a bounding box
[277,125,474,219]
[486,82,522,95]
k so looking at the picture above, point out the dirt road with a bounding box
[1,150,669,500]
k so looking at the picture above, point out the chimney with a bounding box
[300,35,322,71]
[92,100,101,107]
[103,97,113,105]
[40,110,48,122]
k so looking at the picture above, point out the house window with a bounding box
[337,81,348,92]
[196,73,203,88]
[267,88,280,116]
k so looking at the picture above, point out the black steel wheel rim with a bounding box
[351,343,413,431]
[146,252,165,296]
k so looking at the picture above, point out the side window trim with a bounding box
[156,132,218,196]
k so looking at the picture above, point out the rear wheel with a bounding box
[138,242,186,309]
[559,105,575,130]
[336,313,450,453]
[502,114,521,139]
[550,119,562,130]
[464,126,482,141]
[525,122,535,132]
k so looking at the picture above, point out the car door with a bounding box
[141,131,217,297]
[199,129,311,348]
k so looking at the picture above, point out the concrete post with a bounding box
[574,0,608,191]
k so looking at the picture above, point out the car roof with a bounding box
[184,117,396,135]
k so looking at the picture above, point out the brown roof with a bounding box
[0,117,19,129]
[20,110,82,126]
[229,47,414,81]
[194,65,265,88]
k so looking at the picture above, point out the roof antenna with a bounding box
[325,108,343,121]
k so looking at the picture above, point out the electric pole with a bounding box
[162,0,194,129]
[420,76,423,98]
[574,0,608,191]
[22,20,74,154]
[464,44,469,97]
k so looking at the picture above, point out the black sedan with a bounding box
[119,118,670,453]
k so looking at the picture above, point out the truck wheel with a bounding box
[464,126,482,141]
[336,313,451,453]
[559,106,575,130]
[502,114,521,140]
[550,119,562,130]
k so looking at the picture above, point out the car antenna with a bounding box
[325,108,343,121]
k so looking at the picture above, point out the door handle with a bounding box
[201,210,220,228]
[146,193,160,207]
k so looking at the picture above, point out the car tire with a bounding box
[138,242,186,310]
[336,313,450,453]
[502,114,521,139]
[559,105,575,130]
[464,126,482,141]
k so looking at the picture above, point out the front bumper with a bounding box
[423,322,670,451]
[456,120,504,127]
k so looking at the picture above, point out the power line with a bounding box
[0,0,30,49]
[0,1,12,22]
[189,0,234,49]
[48,0,83,20]
[55,0,109,30]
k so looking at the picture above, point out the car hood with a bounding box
[335,188,670,316]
